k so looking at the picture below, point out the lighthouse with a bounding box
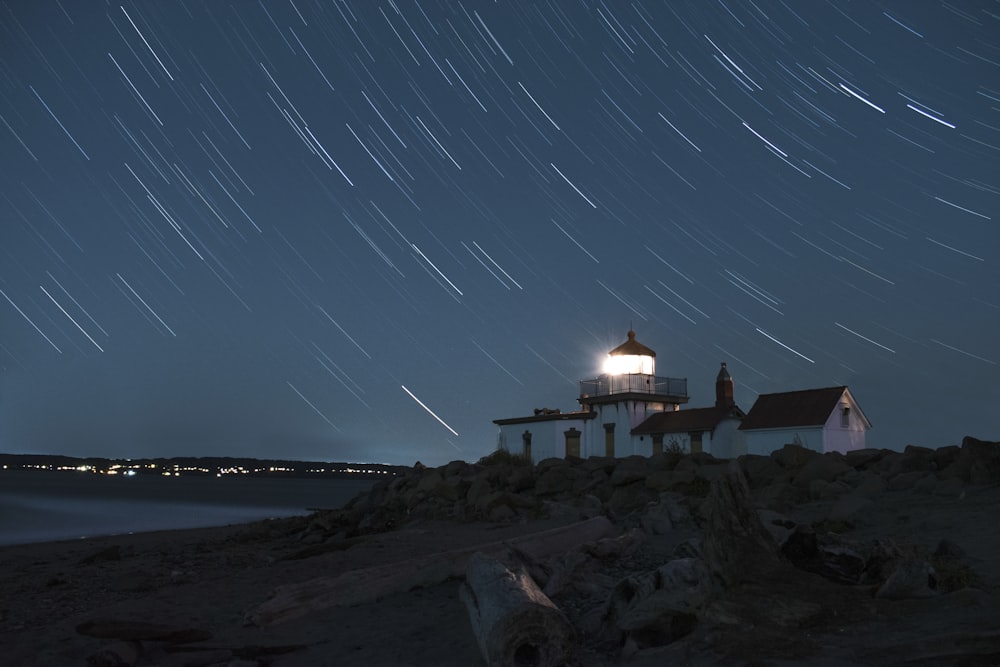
[493,329,688,461]
[578,330,689,457]
[493,330,870,461]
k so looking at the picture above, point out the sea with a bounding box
[0,470,377,546]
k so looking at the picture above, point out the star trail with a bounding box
[1,2,997,465]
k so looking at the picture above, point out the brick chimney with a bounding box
[715,362,734,408]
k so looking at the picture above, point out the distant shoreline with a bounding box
[0,469,376,547]
[0,452,408,480]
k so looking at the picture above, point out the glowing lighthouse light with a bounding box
[602,330,655,376]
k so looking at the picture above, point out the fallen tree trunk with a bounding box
[461,551,576,667]
[244,516,615,627]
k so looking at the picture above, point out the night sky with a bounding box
[1,2,997,466]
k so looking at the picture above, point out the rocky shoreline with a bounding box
[3,436,1000,665]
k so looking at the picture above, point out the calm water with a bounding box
[0,470,377,546]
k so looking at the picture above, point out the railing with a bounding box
[579,374,687,398]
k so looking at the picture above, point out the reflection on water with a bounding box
[0,470,375,545]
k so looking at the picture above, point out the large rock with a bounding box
[850,471,887,498]
[942,436,1000,484]
[844,447,888,470]
[609,456,650,487]
[739,454,785,489]
[534,465,577,496]
[701,466,782,587]
[603,558,712,650]
[607,481,656,516]
[886,445,938,478]
[886,470,933,492]
[770,444,819,470]
[793,455,852,488]
[875,559,939,599]
[829,493,873,522]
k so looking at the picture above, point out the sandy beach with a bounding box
[3,442,1000,666]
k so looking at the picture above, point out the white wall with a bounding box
[710,419,747,458]
[498,418,589,463]
[585,400,667,458]
[821,404,867,454]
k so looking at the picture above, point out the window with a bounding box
[522,430,532,461]
[841,407,850,427]
[603,423,616,458]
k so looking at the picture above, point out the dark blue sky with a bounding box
[1,1,997,466]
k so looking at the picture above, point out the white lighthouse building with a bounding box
[493,329,871,462]
[493,330,690,461]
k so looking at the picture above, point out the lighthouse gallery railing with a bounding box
[579,374,687,398]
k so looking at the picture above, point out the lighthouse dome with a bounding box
[604,330,655,375]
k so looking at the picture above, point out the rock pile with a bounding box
[294,436,999,664]
[301,435,1000,544]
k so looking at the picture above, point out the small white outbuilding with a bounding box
[739,386,871,455]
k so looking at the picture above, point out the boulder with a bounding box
[817,545,868,584]
[506,466,535,492]
[580,456,617,474]
[793,455,852,487]
[739,454,784,489]
[756,480,795,512]
[466,475,492,507]
[886,470,933,492]
[851,471,887,498]
[644,470,675,491]
[701,467,782,587]
[607,481,656,516]
[932,445,961,472]
[770,444,819,470]
[808,479,829,500]
[829,493,873,522]
[536,457,572,473]
[886,445,938,478]
[932,477,964,498]
[943,436,1000,484]
[695,462,731,483]
[818,480,851,499]
[756,510,797,548]
[603,558,711,650]
[638,494,691,535]
[875,559,938,599]
[844,448,888,470]
[443,459,470,478]
[416,470,445,494]
[534,466,576,496]
[609,456,650,487]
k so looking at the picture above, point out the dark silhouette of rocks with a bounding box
[293,436,1000,664]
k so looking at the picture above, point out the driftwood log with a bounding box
[460,551,576,667]
[244,516,616,626]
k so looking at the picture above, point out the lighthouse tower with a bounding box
[577,330,689,457]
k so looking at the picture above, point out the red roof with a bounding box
[632,406,743,435]
[738,386,850,430]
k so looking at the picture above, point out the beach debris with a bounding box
[460,551,576,667]
[244,516,616,626]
